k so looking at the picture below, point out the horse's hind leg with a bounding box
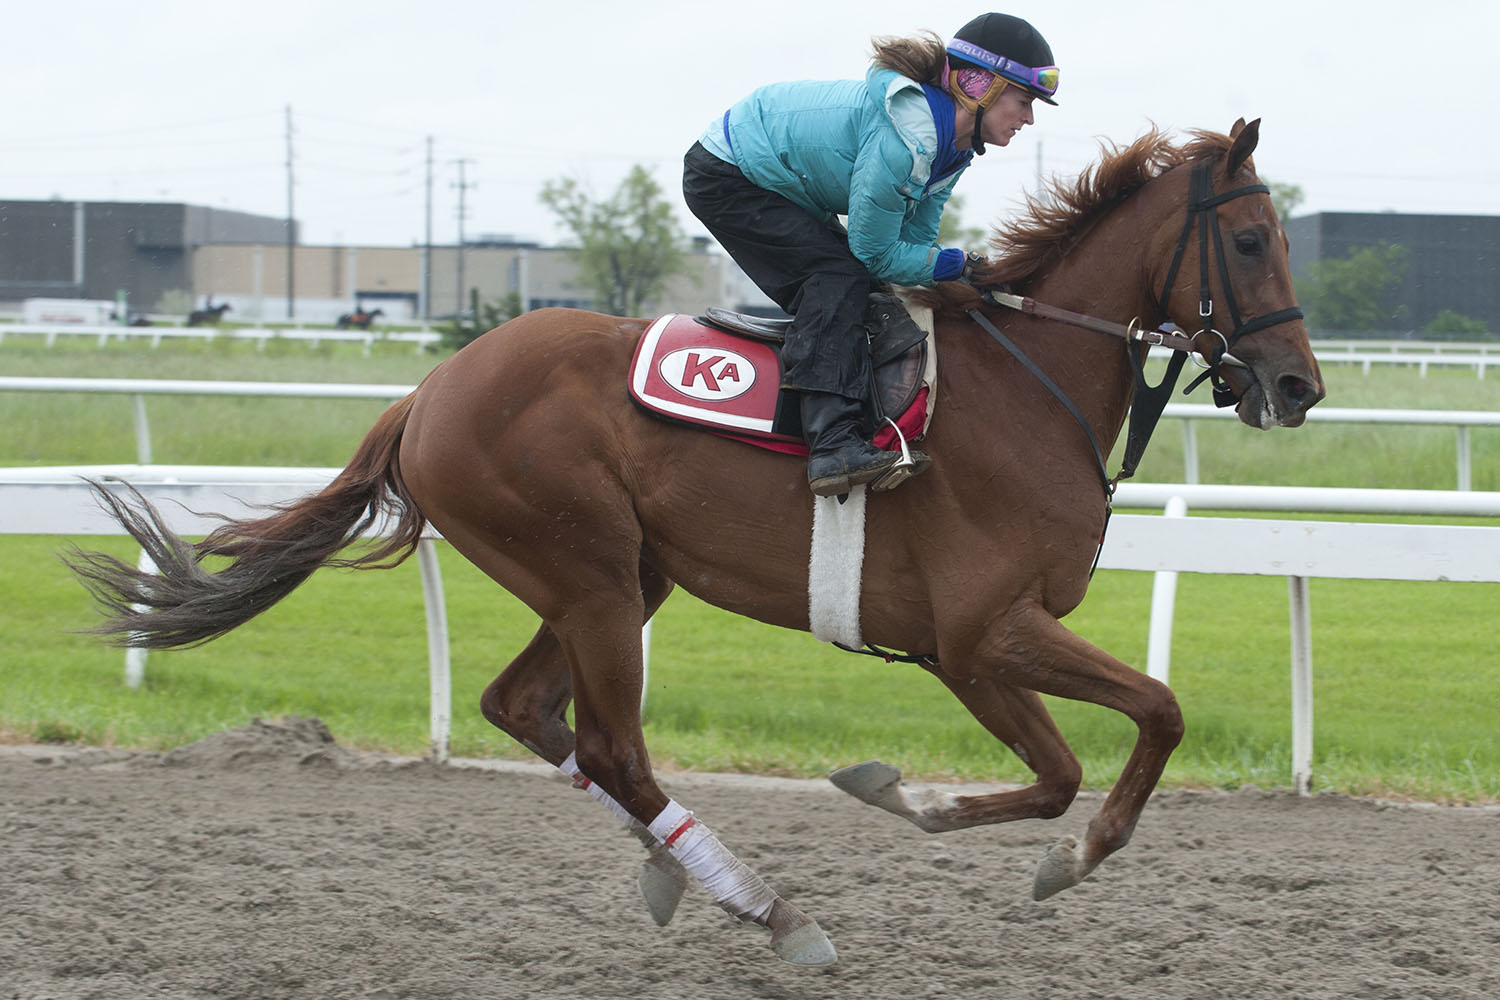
[557,577,835,965]
[480,624,574,763]
[832,676,1083,831]
[481,560,674,764]
[480,563,692,925]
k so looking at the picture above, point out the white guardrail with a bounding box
[3,325,1494,371]
[2,376,1497,488]
[0,323,440,356]
[1314,352,1494,377]
[1163,403,1500,490]
[2,465,1498,795]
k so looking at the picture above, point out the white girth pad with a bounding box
[808,484,867,647]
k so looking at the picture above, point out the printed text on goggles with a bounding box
[945,39,1059,96]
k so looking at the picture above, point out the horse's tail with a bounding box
[66,392,426,650]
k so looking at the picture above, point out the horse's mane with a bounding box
[908,127,1239,313]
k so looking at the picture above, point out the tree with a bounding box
[540,166,688,316]
[436,289,522,352]
[938,192,988,250]
[1265,179,1305,222]
[1424,309,1493,341]
[1294,243,1408,333]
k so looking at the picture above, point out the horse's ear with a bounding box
[1229,117,1248,137]
[1226,118,1260,177]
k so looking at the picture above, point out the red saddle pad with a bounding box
[629,313,930,457]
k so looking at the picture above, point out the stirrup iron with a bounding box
[870,418,921,492]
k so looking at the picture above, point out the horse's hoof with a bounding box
[829,760,902,804]
[637,849,688,927]
[767,899,837,967]
[1033,835,1084,900]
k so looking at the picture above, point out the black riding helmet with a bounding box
[946,13,1058,154]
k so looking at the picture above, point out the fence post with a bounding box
[1145,495,1187,684]
[131,394,153,465]
[641,619,654,713]
[416,538,451,763]
[124,547,156,689]
[1288,576,1314,795]
[1457,426,1472,491]
[1181,421,1200,484]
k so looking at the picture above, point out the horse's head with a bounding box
[1153,119,1325,428]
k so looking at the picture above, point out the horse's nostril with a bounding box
[1280,376,1310,402]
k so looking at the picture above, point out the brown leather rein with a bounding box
[986,290,1204,355]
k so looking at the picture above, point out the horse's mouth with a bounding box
[1222,360,1321,429]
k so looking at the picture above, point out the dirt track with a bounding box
[2,717,1496,999]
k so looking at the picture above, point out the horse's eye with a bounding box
[1235,232,1264,257]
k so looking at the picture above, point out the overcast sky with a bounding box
[5,0,1494,249]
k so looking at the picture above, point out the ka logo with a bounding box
[659,347,756,402]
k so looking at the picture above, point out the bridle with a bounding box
[966,156,1304,497]
[1159,160,1305,405]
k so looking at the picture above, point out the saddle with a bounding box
[628,293,937,457]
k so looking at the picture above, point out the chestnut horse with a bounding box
[69,120,1323,966]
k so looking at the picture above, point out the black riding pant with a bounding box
[682,142,875,400]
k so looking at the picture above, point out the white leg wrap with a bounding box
[558,751,637,828]
[647,799,777,923]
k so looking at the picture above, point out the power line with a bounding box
[0,111,283,145]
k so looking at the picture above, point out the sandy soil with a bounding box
[2,717,1496,1000]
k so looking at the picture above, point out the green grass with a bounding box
[1,337,1497,801]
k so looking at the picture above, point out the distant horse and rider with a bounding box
[185,302,232,327]
[336,307,384,330]
[68,120,1323,967]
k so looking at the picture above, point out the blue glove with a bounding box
[932,247,967,282]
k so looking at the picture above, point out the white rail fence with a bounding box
[3,375,1495,489]
[2,465,1497,795]
[5,324,1496,373]
[1314,352,1494,377]
[1316,339,1500,355]
[1164,403,1499,490]
[0,323,440,355]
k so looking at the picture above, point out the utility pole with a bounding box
[421,136,433,322]
[285,104,296,320]
[451,158,474,319]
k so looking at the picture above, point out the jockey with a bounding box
[683,13,1058,497]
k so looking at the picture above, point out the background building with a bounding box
[0,200,291,312]
[0,198,775,325]
[14,198,1494,334]
[1286,212,1500,333]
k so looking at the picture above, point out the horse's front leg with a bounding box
[837,597,1182,900]
[987,598,1183,898]
[831,673,1083,830]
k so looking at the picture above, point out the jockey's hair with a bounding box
[869,30,947,86]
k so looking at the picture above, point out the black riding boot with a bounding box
[801,392,927,497]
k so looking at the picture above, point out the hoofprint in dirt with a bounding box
[1,719,1494,1000]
